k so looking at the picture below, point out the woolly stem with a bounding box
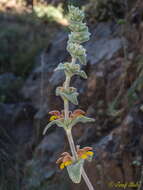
[66,129,78,161]
[64,58,94,189]
[66,128,94,190]
[82,168,94,190]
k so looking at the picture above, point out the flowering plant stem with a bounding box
[43,5,95,189]
[66,129,94,190]
[64,60,94,190]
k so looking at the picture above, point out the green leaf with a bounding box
[78,70,87,79]
[69,22,88,33]
[43,119,64,135]
[70,115,95,128]
[69,31,90,44]
[78,54,86,65]
[55,62,87,79]
[67,159,84,183]
[62,91,79,105]
[68,5,85,22]
[56,87,79,105]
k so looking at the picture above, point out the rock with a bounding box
[21,31,68,118]
[0,102,35,144]
[49,70,65,87]
[0,73,23,103]
[0,102,36,190]
[36,127,65,157]
[22,127,66,190]
[87,23,124,65]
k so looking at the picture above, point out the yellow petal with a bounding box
[64,161,72,166]
[80,154,88,159]
[86,151,94,156]
[60,163,65,170]
[50,116,57,121]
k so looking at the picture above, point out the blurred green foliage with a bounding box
[0,11,57,77]
[33,4,64,22]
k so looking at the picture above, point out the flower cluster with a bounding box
[56,147,94,170]
[56,152,73,170]
[77,146,94,160]
[49,109,85,121]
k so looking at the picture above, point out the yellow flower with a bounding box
[86,151,94,156]
[57,152,73,170]
[64,160,72,166]
[80,154,88,159]
[59,160,72,170]
[50,115,59,121]
[60,163,65,170]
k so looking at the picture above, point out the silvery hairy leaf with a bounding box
[69,31,90,44]
[78,70,87,79]
[56,87,79,105]
[55,62,87,78]
[78,54,87,65]
[43,119,65,135]
[68,5,84,22]
[70,115,95,128]
[67,43,87,65]
[69,22,88,33]
[67,159,84,183]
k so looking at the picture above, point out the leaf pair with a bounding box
[55,62,87,78]
[56,86,79,105]
[43,114,95,135]
[69,22,88,33]
[67,43,87,65]
[69,31,90,44]
[68,5,85,22]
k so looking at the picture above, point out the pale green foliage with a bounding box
[67,159,84,183]
[43,115,95,135]
[43,5,94,186]
[43,119,64,135]
[56,86,79,105]
[69,115,95,128]
[34,4,64,22]
[67,5,90,64]
[55,62,87,78]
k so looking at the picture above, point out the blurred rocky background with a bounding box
[0,0,143,190]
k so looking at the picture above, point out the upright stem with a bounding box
[82,169,94,190]
[66,128,94,190]
[66,129,78,161]
[63,62,94,189]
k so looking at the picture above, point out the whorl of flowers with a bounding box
[43,5,95,189]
